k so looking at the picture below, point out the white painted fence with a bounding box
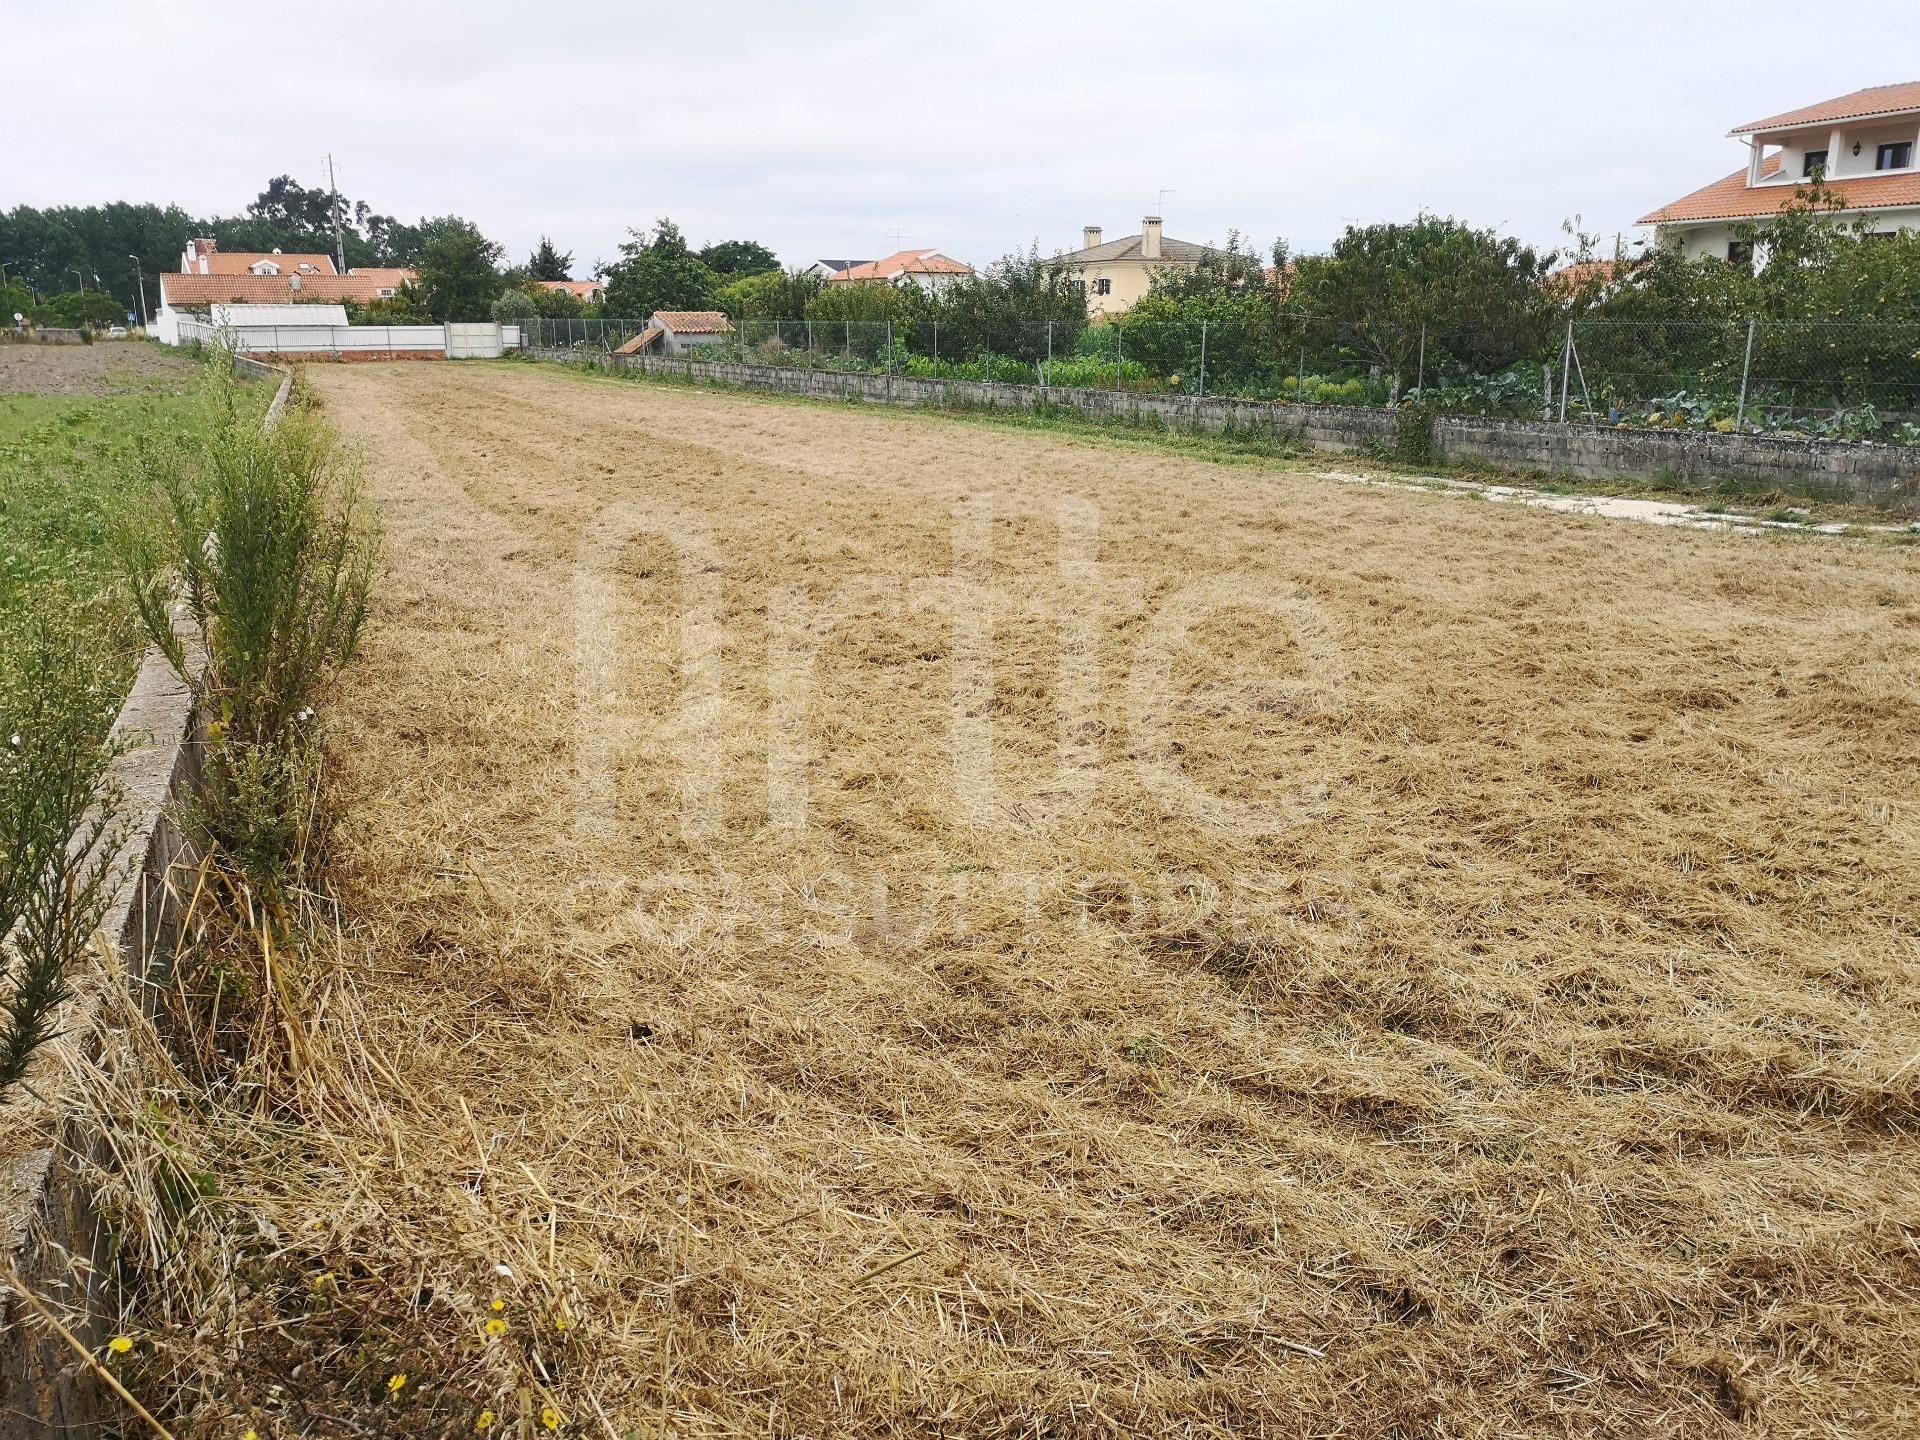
[169,316,520,357]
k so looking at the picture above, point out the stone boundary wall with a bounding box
[528,348,1920,513]
[0,359,291,1435]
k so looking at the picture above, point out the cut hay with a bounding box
[78,362,1920,1438]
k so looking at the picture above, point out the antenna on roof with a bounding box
[325,153,347,276]
[1155,187,1177,217]
[887,228,912,250]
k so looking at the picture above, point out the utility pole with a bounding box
[127,255,147,324]
[326,153,347,275]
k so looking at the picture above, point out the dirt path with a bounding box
[297,360,1920,1438]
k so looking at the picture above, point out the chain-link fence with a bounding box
[521,314,1920,444]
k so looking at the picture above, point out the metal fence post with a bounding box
[1298,347,1306,403]
[886,319,893,374]
[1415,322,1426,397]
[1558,321,1574,423]
[932,321,939,363]
[1198,320,1207,398]
[1736,317,1756,431]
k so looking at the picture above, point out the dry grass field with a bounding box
[158,360,1920,1438]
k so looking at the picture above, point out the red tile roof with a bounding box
[1732,81,1920,135]
[1640,155,1920,225]
[193,251,338,276]
[652,310,732,334]
[1543,258,1631,297]
[826,249,972,282]
[614,325,664,355]
[160,273,395,306]
[538,279,604,299]
[349,268,419,289]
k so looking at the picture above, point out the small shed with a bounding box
[614,311,734,357]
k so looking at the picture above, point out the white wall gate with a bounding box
[445,322,505,359]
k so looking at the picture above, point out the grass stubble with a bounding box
[60,360,1920,1438]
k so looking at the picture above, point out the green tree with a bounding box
[413,217,504,321]
[526,283,585,320]
[601,219,717,318]
[36,290,125,328]
[921,246,1087,363]
[1117,233,1277,392]
[699,239,780,278]
[526,236,574,282]
[1286,215,1554,388]
[719,267,823,323]
[491,288,539,322]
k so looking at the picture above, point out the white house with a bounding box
[178,238,337,276]
[1642,82,1920,261]
[802,259,868,281]
[822,249,973,295]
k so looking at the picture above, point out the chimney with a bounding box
[1141,216,1162,261]
[1082,225,1103,250]
[290,273,302,293]
[192,237,216,258]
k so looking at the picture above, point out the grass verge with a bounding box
[507,354,1917,531]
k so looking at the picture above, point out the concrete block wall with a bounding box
[530,347,1920,513]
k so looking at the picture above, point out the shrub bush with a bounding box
[0,594,126,1091]
[120,357,379,884]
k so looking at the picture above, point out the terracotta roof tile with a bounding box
[825,249,973,282]
[194,251,338,275]
[160,273,394,306]
[1640,158,1920,225]
[538,280,604,299]
[1732,82,1920,135]
[652,310,733,333]
[348,268,419,289]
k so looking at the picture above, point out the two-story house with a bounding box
[1641,82,1920,261]
[1053,217,1214,317]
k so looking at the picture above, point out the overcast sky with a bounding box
[7,2,1917,276]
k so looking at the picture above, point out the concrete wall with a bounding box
[528,347,1920,512]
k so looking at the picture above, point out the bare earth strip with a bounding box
[298,360,1920,1438]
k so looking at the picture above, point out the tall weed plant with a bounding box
[0,595,127,1092]
[120,353,379,885]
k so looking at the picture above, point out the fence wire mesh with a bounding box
[519,314,1920,444]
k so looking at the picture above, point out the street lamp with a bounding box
[70,268,85,294]
[127,255,148,325]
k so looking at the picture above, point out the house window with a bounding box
[1094,277,1112,296]
[1878,141,1913,171]
[1726,240,1754,269]
[1803,149,1827,178]
[377,288,396,298]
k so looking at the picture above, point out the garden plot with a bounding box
[210,359,1920,1438]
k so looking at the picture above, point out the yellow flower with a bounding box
[475,1412,495,1432]
[553,1313,570,1333]
[489,1298,505,1312]
[107,1336,134,1355]
[242,1431,259,1440]
[387,1373,407,1394]
[541,1406,562,1431]
[485,1317,507,1337]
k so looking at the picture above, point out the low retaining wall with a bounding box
[530,348,1920,513]
[240,349,446,364]
[0,360,290,1435]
